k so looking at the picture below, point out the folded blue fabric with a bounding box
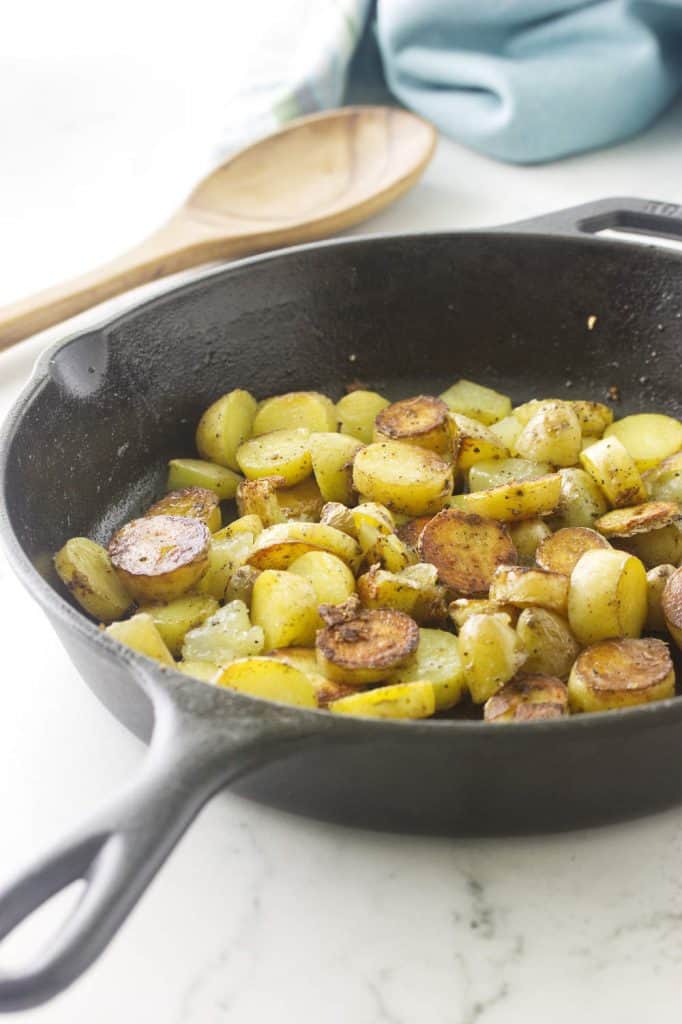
[376,0,682,163]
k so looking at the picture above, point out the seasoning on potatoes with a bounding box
[617,524,682,570]
[251,570,319,650]
[514,401,582,468]
[146,486,221,533]
[484,674,568,722]
[450,473,562,521]
[214,657,317,708]
[418,508,516,596]
[515,607,580,680]
[643,450,682,504]
[195,388,257,471]
[567,548,647,645]
[550,467,608,529]
[357,562,447,624]
[579,436,648,507]
[448,598,519,629]
[595,501,681,539]
[54,537,132,623]
[352,440,453,516]
[316,604,419,684]
[489,565,569,615]
[458,612,527,704]
[108,515,210,603]
[374,395,454,456]
[449,413,508,470]
[236,477,286,526]
[568,637,674,713]
[274,477,325,522]
[468,458,551,492]
[535,526,610,576]
[308,432,363,504]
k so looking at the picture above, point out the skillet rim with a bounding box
[3,227,682,736]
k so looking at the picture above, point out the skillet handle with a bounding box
[503,196,682,243]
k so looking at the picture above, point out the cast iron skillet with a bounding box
[1,197,682,1010]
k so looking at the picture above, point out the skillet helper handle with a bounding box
[504,196,682,243]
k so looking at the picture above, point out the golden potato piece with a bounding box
[390,627,465,710]
[214,657,317,708]
[308,431,363,504]
[448,598,519,629]
[336,390,390,443]
[197,532,254,601]
[646,564,676,632]
[514,401,582,467]
[214,514,263,540]
[195,389,257,471]
[449,414,508,470]
[139,594,219,656]
[568,637,674,713]
[316,607,419,684]
[289,551,356,620]
[275,477,325,522]
[352,441,453,516]
[643,451,682,503]
[489,415,523,452]
[567,548,647,645]
[105,613,174,666]
[418,508,516,596]
[662,566,682,649]
[489,565,569,615]
[484,674,568,722]
[374,395,454,455]
[146,486,221,533]
[253,391,337,435]
[329,681,435,719]
[236,428,312,486]
[468,458,551,492]
[580,436,647,507]
[449,473,561,522]
[550,468,609,529]
[268,647,356,707]
[319,501,357,536]
[357,563,447,624]
[251,570,319,650]
[167,459,242,501]
[595,501,681,538]
[604,413,682,472]
[458,612,527,704]
[181,600,265,664]
[109,515,210,603]
[439,378,511,426]
[516,607,581,680]
[54,537,132,623]
[536,527,610,575]
[512,399,561,425]
[246,522,360,570]
[570,400,614,437]
[509,518,552,565]
[617,524,682,569]
[235,477,286,526]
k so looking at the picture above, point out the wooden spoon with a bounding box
[0,106,436,350]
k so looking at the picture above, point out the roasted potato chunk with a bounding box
[167,459,242,501]
[197,531,254,601]
[568,637,674,713]
[489,565,569,615]
[374,395,454,456]
[353,441,453,516]
[662,566,682,649]
[268,647,356,707]
[275,477,325,522]
[468,458,551,492]
[309,432,363,504]
[604,413,682,472]
[617,524,682,569]
[289,551,356,621]
[570,400,614,437]
[484,674,568,722]
[595,501,681,538]
[195,389,257,471]
[181,600,264,664]
[105,612,174,666]
[646,564,676,632]
[146,486,221,533]
[357,563,447,624]
[236,428,312,486]
[336,390,390,443]
[251,570,319,650]
[536,527,610,576]
[549,467,609,529]
[214,657,317,708]
[236,477,286,526]
[514,401,581,467]
[580,436,647,507]
[516,607,580,680]
[253,391,337,435]
[109,515,210,603]
[509,518,552,565]
[567,548,647,645]
[448,598,519,629]
[390,627,465,710]
[329,681,435,719]
[419,508,516,596]
[643,451,682,504]
[439,378,511,426]
[214,514,263,539]
[489,415,523,452]
[316,606,419,684]
[458,612,527,703]
[319,501,357,536]
[139,594,218,656]
[449,413,508,470]
[450,473,562,522]
[54,537,132,622]
[247,522,360,570]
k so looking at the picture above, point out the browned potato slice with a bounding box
[396,515,434,557]
[329,681,435,719]
[536,527,610,575]
[374,395,454,456]
[489,565,569,615]
[617,524,682,569]
[146,486,221,533]
[235,477,286,526]
[568,637,674,712]
[418,508,516,596]
[54,537,132,623]
[595,501,681,538]
[509,518,552,565]
[646,565,676,631]
[275,477,325,522]
[484,674,568,722]
[449,473,562,522]
[246,522,360,570]
[662,566,682,648]
[195,389,257,471]
[109,515,210,602]
[253,391,337,435]
[516,607,581,679]
[352,441,453,516]
[448,598,519,629]
[316,606,419,684]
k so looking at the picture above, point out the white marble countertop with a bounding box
[3,28,682,1023]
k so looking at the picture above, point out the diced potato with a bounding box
[181,600,264,664]
[536,526,610,576]
[643,451,682,503]
[604,413,682,472]
[580,436,648,507]
[236,477,285,526]
[450,414,508,470]
[247,522,361,570]
[549,468,609,529]
[448,598,519,629]
[176,660,220,681]
[458,613,527,703]
[449,473,562,522]
[389,627,465,710]
[253,391,337,435]
[316,606,419,684]
[489,415,523,451]
[484,674,568,722]
[214,514,263,539]
[512,399,559,425]
[514,401,581,467]
[195,389,257,471]
[267,647,355,706]
[468,458,552,492]
[289,551,356,621]
[54,537,132,622]
[568,637,674,713]
[374,396,454,455]
[236,428,312,486]
[357,563,447,624]
[489,565,569,615]
[308,432,363,504]
[355,511,414,572]
[509,519,552,565]
[138,594,219,656]
[419,508,516,595]
[352,441,453,516]
[567,548,647,645]
[662,566,682,649]
[570,401,614,437]
[224,565,260,606]
[105,613,174,666]
[275,477,325,522]
[595,501,681,538]
[197,532,254,601]
[109,515,210,603]
[616,524,682,569]
[351,501,395,536]
[329,681,435,719]
[319,501,357,536]
[214,657,317,708]
[167,459,242,501]
[439,379,511,426]
[516,607,581,680]
[146,486,221,533]
[251,570,319,649]
[336,390,390,443]
[646,565,676,632]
